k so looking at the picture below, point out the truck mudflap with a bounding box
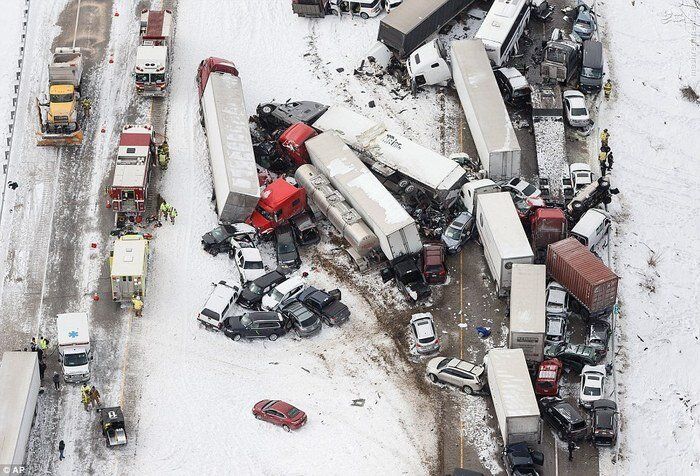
[36,129,84,146]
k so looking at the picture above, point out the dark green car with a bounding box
[544,342,598,373]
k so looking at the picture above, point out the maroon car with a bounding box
[420,244,447,284]
[252,400,307,432]
[534,358,563,397]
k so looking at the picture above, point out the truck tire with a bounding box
[268,333,278,341]
[360,12,369,19]
[232,334,242,341]
[260,104,274,115]
[599,179,610,191]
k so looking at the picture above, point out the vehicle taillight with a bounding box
[217,322,223,329]
[415,342,423,347]
[439,269,446,275]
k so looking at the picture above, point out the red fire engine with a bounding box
[108,124,156,226]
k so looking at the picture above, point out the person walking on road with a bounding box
[81,98,92,118]
[81,384,92,411]
[568,440,576,461]
[58,440,65,461]
[600,128,610,148]
[169,207,178,224]
[159,201,171,222]
[90,386,101,409]
[53,372,60,390]
[39,360,47,381]
[598,148,608,176]
[607,150,614,171]
[604,79,612,99]
[40,336,48,350]
[132,294,144,317]
[30,337,37,351]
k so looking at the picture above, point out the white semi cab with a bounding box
[460,179,500,214]
[135,9,173,96]
[508,264,546,365]
[406,39,451,88]
[485,348,541,445]
[571,208,611,251]
[476,192,534,296]
[0,352,40,466]
[451,40,521,181]
[312,105,467,208]
[57,312,91,383]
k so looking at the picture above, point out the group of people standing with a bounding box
[80,384,102,411]
[598,128,614,176]
[159,199,178,224]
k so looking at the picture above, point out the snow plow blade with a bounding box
[36,130,83,146]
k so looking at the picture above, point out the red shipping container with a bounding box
[546,238,618,316]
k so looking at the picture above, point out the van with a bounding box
[57,313,91,383]
[579,40,603,93]
[571,208,611,250]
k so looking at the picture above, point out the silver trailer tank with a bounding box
[295,165,379,256]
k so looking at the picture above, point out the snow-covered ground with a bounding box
[598,0,700,473]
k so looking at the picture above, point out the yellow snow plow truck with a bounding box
[37,47,84,146]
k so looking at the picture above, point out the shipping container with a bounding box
[546,237,618,318]
[451,40,521,181]
[485,348,541,445]
[509,264,546,365]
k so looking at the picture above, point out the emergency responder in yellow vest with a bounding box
[81,98,92,118]
[599,149,608,176]
[600,129,610,148]
[169,207,178,224]
[158,141,170,170]
[132,294,144,317]
[159,201,170,222]
[603,79,612,99]
[81,384,91,411]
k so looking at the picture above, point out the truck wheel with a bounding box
[260,104,274,115]
[269,333,278,341]
[463,385,474,395]
[360,12,369,19]
[232,334,241,341]
[428,373,438,383]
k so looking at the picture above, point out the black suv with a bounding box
[238,270,286,309]
[297,287,350,326]
[591,399,618,446]
[280,301,321,337]
[291,212,320,246]
[201,224,256,256]
[539,397,588,441]
[222,311,289,341]
[275,224,301,272]
[382,254,431,302]
[503,442,544,476]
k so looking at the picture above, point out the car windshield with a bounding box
[299,313,317,327]
[50,93,74,103]
[425,264,443,273]
[582,67,603,79]
[245,260,264,270]
[152,73,165,83]
[436,358,450,370]
[278,242,295,254]
[64,352,88,367]
[210,227,227,241]
[572,420,587,430]
[572,107,588,116]
[287,408,300,418]
[445,225,462,240]
[522,184,537,196]
[271,289,284,302]
[240,315,252,327]
[135,73,149,83]
[248,282,263,295]
[538,381,553,389]
[583,385,601,396]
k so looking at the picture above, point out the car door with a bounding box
[439,368,459,386]
[265,408,283,425]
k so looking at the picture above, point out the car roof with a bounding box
[412,316,435,339]
[268,399,295,414]
[553,401,584,423]
[245,311,281,322]
[239,247,262,260]
[498,67,529,89]
[254,270,286,286]
[275,276,304,293]
[450,358,483,376]
[204,281,239,311]
[570,162,591,173]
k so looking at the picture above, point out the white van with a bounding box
[571,208,612,250]
[197,280,242,330]
[57,313,91,383]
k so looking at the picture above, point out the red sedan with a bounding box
[252,400,307,432]
[534,358,563,397]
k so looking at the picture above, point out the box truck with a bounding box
[0,352,40,466]
[197,57,260,224]
[378,0,475,57]
[57,312,91,383]
[312,105,467,208]
[305,132,422,261]
[451,40,521,181]
[546,237,618,318]
[476,192,534,296]
[485,348,541,445]
[508,264,546,365]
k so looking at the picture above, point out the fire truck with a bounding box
[135,9,173,96]
[108,125,156,226]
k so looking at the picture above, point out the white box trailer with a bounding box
[305,132,422,261]
[508,264,546,365]
[57,313,91,383]
[312,105,467,208]
[476,192,534,296]
[199,60,260,224]
[451,40,521,181]
[485,348,541,445]
[0,352,40,466]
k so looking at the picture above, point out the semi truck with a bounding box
[295,164,380,262]
[378,0,475,58]
[546,237,618,318]
[459,179,500,215]
[531,85,571,203]
[197,57,260,224]
[107,124,157,227]
[246,178,307,234]
[312,105,467,208]
[476,192,534,296]
[529,207,568,263]
[541,30,581,84]
[485,348,541,445]
[305,132,422,261]
[110,234,149,302]
[451,40,521,181]
[508,264,546,366]
[36,47,84,146]
[57,312,91,383]
[135,9,174,96]
[0,352,40,466]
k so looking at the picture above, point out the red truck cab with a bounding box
[535,358,563,397]
[277,123,317,167]
[196,57,239,97]
[530,207,567,262]
[247,179,307,234]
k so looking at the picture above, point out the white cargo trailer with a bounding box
[313,105,467,208]
[476,192,534,296]
[0,352,40,466]
[451,40,521,181]
[508,264,546,365]
[198,58,260,224]
[485,348,541,445]
[305,132,422,261]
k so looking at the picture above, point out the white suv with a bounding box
[569,163,594,192]
[426,357,485,394]
[260,276,305,311]
[233,247,266,283]
[197,280,241,330]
